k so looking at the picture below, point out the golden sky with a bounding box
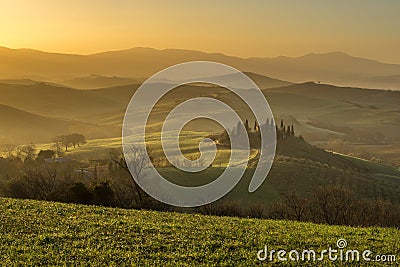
[0,0,399,63]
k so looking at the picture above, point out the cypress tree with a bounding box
[236,121,242,136]
[275,125,280,140]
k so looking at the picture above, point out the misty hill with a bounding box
[0,104,119,143]
[1,77,396,144]
[0,83,124,124]
[261,82,400,142]
[363,74,400,89]
[0,78,42,86]
[1,46,400,89]
[244,72,292,88]
[0,77,399,164]
[62,74,139,89]
[0,78,67,87]
[85,80,400,143]
[190,72,293,89]
[84,71,291,106]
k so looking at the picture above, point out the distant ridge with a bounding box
[1,46,400,89]
[62,74,139,89]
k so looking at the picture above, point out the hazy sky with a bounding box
[1,0,399,63]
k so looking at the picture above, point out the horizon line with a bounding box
[0,44,398,65]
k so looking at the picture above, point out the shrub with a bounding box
[67,182,93,204]
[92,181,115,207]
[199,200,243,217]
[247,203,266,218]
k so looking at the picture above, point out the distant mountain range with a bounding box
[1,46,400,90]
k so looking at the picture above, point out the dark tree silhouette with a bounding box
[54,134,86,151]
[286,126,291,136]
[38,150,55,159]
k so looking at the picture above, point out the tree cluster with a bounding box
[54,134,86,152]
[276,119,295,140]
[269,185,399,227]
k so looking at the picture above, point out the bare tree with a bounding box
[311,185,354,225]
[283,191,309,221]
[52,141,64,157]
[23,164,58,200]
[54,135,72,152]
[1,144,16,158]
[269,191,309,221]
[109,145,151,209]
[18,144,36,160]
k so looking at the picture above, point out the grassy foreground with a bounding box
[0,198,398,266]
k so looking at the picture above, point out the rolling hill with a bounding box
[0,197,398,266]
[86,80,400,145]
[0,82,124,123]
[265,83,400,142]
[62,74,139,89]
[1,46,400,89]
[0,73,399,165]
[36,131,400,207]
[158,134,400,207]
[0,104,120,143]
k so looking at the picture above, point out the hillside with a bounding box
[0,197,398,266]
[2,46,400,89]
[0,79,66,87]
[41,132,400,207]
[245,72,293,88]
[86,81,400,143]
[62,74,139,89]
[0,82,124,123]
[255,82,400,167]
[214,136,400,207]
[0,78,396,162]
[0,104,120,143]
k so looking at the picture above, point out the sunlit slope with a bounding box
[0,197,398,266]
[220,136,400,206]
[34,132,400,206]
[1,78,399,160]
[265,83,400,142]
[88,81,400,143]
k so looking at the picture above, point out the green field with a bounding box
[32,131,400,208]
[0,197,398,266]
